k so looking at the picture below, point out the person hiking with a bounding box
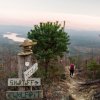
[69,64,75,77]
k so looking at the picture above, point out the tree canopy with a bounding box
[28,21,70,60]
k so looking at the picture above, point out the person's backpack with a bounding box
[70,64,74,70]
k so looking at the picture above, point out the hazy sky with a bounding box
[0,0,100,31]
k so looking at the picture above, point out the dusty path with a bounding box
[65,66,88,100]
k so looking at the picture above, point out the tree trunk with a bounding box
[43,59,49,100]
[44,60,49,79]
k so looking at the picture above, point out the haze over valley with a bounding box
[0,25,100,56]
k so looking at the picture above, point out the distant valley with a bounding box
[67,29,100,56]
[0,25,100,56]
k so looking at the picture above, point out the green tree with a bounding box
[87,60,97,71]
[28,21,70,77]
[87,60,100,79]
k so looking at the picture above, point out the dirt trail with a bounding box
[65,66,88,100]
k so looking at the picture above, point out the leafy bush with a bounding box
[87,60,97,71]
